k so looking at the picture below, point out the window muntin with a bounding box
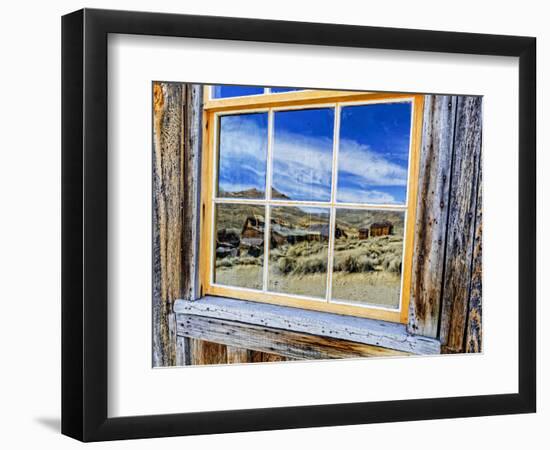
[203,89,421,323]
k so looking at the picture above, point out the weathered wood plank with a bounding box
[152,82,185,367]
[190,338,227,365]
[250,351,291,363]
[466,161,483,353]
[408,95,456,338]
[182,84,202,301]
[226,346,251,364]
[176,336,192,366]
[178,315,410,360]
[440,96,483,352]
[174,296,440,354]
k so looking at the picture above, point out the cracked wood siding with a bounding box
[153,82,185,367]
[178,315,410,360]
[439,96,483,352]
[408,95,456,338]
[466,158,483,353]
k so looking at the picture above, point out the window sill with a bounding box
[174,296,440,355]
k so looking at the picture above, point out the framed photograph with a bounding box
[62,8,536,441]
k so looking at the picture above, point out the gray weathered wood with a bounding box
[182,84,203,301]
[174,296,440,354]
[439,96,483,352]
[177,315,411,360]
[408,95,456,338]
[466,160,483,353]
[176,336,192,366]
[152,82,185,367]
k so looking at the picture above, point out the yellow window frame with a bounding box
[199,88,424,324]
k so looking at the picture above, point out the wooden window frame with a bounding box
[199,89,424,324]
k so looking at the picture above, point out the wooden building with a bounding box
[358,227,369,239]
[370,221,394,237]
[153,84,483,366]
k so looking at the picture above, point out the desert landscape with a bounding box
[214,203,405,308]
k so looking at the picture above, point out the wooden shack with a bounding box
[370,221,394,237]
[358,227,369,239]
[241,215,265,239]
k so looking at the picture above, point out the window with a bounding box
[201,87,423,323]
[211,85,306,99]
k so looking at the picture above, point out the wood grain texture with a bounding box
[152,82,185,367]
[408,95,456,338]
[177,315,410,360]
[174,296,440,354]
[466,161,483,353]
[226,346,251,364]
[249,351,291,363]
[190,339,227,365]
[181,84,202,301]
[440,96,483,352]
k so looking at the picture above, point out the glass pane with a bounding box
[271,87,303,93]
[271,108,334,201]
[214,204,265,290]
[211,85,265,98]
[331,209,405,308]
[337,102,412,205]
[268,206,330,298]
[217,113,268,199]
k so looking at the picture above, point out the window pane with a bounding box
[271,87,303,93]
[211,85,265,98]
[337,102,412,205]
[214,204,265,290]
[217,113,268,199]
[271,108,334,201]
[331,209,405,308]
[268,206,330,298]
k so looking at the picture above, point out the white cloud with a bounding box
[338,138,408,187]
[336,187,397,204]
[217,117,408,202]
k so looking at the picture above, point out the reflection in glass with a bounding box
[211,85,264,98]
[217,113,268,199]
[268,207,330,298]
[214,204,265,290]
[271,108,334,201]
[331,209,405,308]
[337,102,412,205]
[271,87,303,93]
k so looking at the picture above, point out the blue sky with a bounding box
[216,92,411,205]
[337,102,411,204]
[272,108,334,201]
[218,113,268,196]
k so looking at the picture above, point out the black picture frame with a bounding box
[61,8,536,442]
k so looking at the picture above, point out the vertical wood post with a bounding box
[153,82,185,367]
[439,96,483,352]
[408,95,456,338]
[466,161,483,352]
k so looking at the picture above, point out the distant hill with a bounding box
[218,187,290,200]
[216,188,404,235]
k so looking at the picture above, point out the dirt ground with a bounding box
[214,264,400,308]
